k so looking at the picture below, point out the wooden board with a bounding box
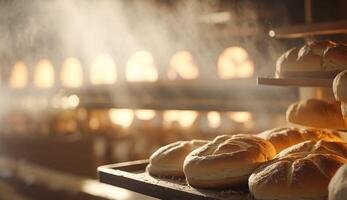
[257,77,333,87]
[270,20,347,39]
[98,160,253,200]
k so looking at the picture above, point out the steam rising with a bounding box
[0,0,291,125]
[0,0,277,72]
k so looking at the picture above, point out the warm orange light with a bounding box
[135,109,156,120]
[34,59,55,88]
[229,112,252,123]
[207,111,221,128]
[90,54,117,85]
[89,117,100,130]
[163,110,198,128]
[61,57,83,88]
[126,50,158,82]
[109,109,134,128]
[169,51,199,80]
[218,47,254,79]
[9,61,28,88]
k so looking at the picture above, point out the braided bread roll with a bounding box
[249,140,347,200]
[258,127,342,153]
[183,134,276,188]
[147,140,208,177]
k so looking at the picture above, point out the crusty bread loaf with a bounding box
[333,70,347,117]
[286,98,346,129]
[147,140,208,177]
[329,164,347,200]
[298,40,336,58]
[323,45,347,72]
[297,40,336,74]
[275,47,300,77]
[249,140,347,200]
[258,127,342,153]
[183,134,276,188]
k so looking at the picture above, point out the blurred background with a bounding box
[0,0,347,199]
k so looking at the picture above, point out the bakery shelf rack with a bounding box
[269,20,347,39]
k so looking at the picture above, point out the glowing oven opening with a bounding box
[168,50,199,80]
[61,57,84,88]
[126,50,158,82]
[207,111,221,128]
[9,61,28,88]
[90,54,117,85]
[34,59,55,88]
[218,47,254,79]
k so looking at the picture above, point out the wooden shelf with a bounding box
[257,77,333,88]
[1,79,298,112]
[74,80,297,112]
[98,160,248,200]
[270,20,347,39]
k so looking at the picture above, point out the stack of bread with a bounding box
[276,40,347,126]
[146,127,347,199]
[276,40,347,78]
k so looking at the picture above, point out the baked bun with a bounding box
[323,45,347,72]
[147,140,208,177]
[183,134,276,188]
[333,70,347,117]
[286,98,346,129]
[258,127,342,153]
[275,47,300,77]
[249,140,347,200]
[329,164,347,200]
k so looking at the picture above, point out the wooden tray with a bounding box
[98,160,252,200]
[257,77,333,87]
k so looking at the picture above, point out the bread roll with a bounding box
[329,164,347,200]
[333,70,347,117]
[258,127,342,153]
[183,134,276,188]
[147,140,208,177]
[275,47,300,77]
[249,140,347,200]
[323,45,347,72]
[286,98,346,129]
